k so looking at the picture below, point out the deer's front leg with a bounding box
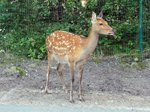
[69,62,75,103]
[44,52,52,94]
[77,60,86,101]
[44,61,51,93]
[78,65,84,101]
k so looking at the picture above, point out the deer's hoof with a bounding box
[69,99,75,103]
[64,89,69,94]
[62,86,69,94]
[42,89,52,94]
[79,97,85,102]
[43,89,48,94]
[78,94,85,102]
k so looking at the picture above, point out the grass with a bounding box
[92,48,150,70]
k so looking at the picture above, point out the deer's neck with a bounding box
[82,26,99,57]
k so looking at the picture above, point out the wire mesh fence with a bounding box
[143,0,150,52]
[0,0,149,59]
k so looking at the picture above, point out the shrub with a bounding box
[0,0,149,59]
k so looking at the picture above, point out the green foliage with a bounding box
[1,30,46,59]
[16,67,26,77]
[119,53,148,70]
[0,0,149,59]
[99,0,139,55]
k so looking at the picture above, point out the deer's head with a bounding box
[91,11,115,36]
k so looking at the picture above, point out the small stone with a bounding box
[134,57,139,62]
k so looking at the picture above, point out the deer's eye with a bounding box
[99,23,103,25]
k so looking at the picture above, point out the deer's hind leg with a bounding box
[44,52,52,93]
[69,61,75,103]
[56,63,68,93]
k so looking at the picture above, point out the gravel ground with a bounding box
[0,53,150,110]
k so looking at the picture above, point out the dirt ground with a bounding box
[0,52,150,108]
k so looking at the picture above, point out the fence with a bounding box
[143,0,150,55]
[0,0,149,59]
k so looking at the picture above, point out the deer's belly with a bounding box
[52,54,69,64]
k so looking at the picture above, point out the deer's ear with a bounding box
[91,12,97,23]
[99,10,103,18]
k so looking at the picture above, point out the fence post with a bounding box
[139,0,143,57]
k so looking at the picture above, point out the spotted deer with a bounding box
[44,11,115,102]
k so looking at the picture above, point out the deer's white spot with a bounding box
[61,36,65,39]
[58,42,62,45]
[66,45,71,48]
[48,40,51,45]
[73,46,76,50]
[59,47,67,50]
[52,37,55,42]
[51,33,56,37]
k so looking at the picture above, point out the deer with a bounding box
[44,11,115,103]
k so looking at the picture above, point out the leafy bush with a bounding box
[0,0,149,59]
[1,30,46,59]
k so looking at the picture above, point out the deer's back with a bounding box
[46,31,86,62]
